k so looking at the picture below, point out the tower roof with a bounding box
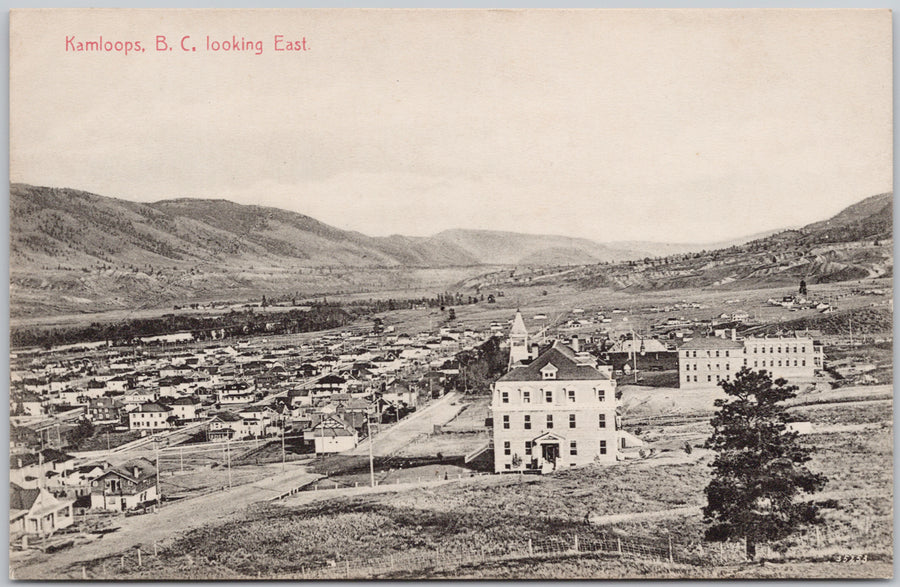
[510,311,528,337]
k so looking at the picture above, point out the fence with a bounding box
[76,518,893,580]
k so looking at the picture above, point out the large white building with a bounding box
[679,334,823,389]
[492,317,619,474]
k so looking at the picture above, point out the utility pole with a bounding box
[281,415,286,472]
[226,438,232,489]
[849,316,854,348]
[154,437,161,513]
[367,416,375,488]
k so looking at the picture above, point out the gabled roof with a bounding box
[10,483,40,511]
[136,402,172,413]
[97,457,156,483]
[497,341,609,382]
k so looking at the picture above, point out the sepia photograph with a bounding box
[7,7,894,580]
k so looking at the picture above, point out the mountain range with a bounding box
[9,184,892,316]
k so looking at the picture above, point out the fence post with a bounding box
[668,536,673,563]
[390,554,395,570]
[153,542,158,556]
[815,527,822,548]
[82,566,87,579]
[528,538,533,556]
[574,535,579,552]
[137,549,142,567]
[617,537,622,555]
[120,555,125,569]
[345,561,350,578]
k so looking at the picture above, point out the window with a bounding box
[501,391,509,404]
[716,375,720,382]
[801,346,806,353]
[523,390,530,403]
[707,375,712,382]
[802,360,806,367]
[545,390,553,403]
[778,360,782,367]
[692,351,697,358]
[568,389,576,402]
[503,441,510,456]
[762,346,766,353]
[726,363,730,370]
[502,415,510,429]
[524,414,531,429]
[599,440,607,455]
[793,346,798,353]
[754,361,758,367]
[685,375,690,383]
[725,350,730,357]
[570,441,577,456]
[794,360,798,366]
[694,364,698,371]
[693,375,698,382]
[598,389,605,402]
[753,347,757,354]
[715,350,720,357]
[569,414,576,428]
[546,414,554,429]
[778,347,782,353]
[525,441,532,456]
[599,413,606,428]
[743,359,747,366]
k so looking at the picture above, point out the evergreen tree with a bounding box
[703,368,827,559]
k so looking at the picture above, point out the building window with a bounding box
[743,359,747,366]
[801,347,806,353]
[794,360,798,366]
[545,390,553,403]
[802,360,806,366]
[569,414,576,428]
[568,389,576,402]
[570,441,577,456]
[599,413,606,428]
[501,391,509,404]
[725,363,730,371]
[546,415,553,429]
[503,415,510,429]
[692,351,697,358]
[707,375,712,382]
[523,390,530,403]
[715,350,720,357]
[754,361,758,367]
[762,347,766,353]
[524,414,531,430]
[716,375,720,382]
[778,360,782,367]
[598,389,605,402]
[599,440,607,455]
[685,375,690,383]
[503,441,510,456]
[754,347,757,354]
[793,346,798,353]
[693,376,698,382]
[725,350,729,357]
[694,364,698,371]
[525,441,532,456]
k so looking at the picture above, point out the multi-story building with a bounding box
[492,327,618,474]
[679,334,822,389]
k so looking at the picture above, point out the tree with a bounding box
[799,280,807,296]
[703,368,827,560]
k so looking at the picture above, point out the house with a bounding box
[491,315,619,474]
[208,411,242,441]
[128,402,175,433]
[89,458,157,512]
[88,397,125,424]
[168,395,201,421]
[309,415,359,454]
[10,483,74,538]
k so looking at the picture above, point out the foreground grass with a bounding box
[76,408,892,580]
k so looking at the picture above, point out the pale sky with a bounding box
[10,9,893,243]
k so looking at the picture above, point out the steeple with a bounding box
[508,310,530,369]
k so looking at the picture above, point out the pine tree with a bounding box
[703,368,827,559]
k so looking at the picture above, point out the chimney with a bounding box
[133,466,141,479]
[731,328,737,341]
[571,335,580,353]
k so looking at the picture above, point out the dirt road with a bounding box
[11,463,321,580]
[347,392,465,457]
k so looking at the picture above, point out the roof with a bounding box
[9,483,40,511]
[137,402,172,413]
[678,337,744,350]
[497,341,609,382]
[317,375,346,385]
[97,458,156,483]
[510,312,528,336]
[609,338,670,354]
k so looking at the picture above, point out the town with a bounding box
[8,269,893,579]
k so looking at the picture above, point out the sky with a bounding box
[10,9,893,244]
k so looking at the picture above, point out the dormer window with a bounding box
[541,363,558,380]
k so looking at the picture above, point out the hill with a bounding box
[431,229,644,265]
[559,192,893,292]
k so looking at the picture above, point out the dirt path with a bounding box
[347,392,464,457]
[11,464,321,580]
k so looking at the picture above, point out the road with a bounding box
[347,392,465,457]
[11,463,321,580]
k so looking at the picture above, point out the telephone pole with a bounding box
[367,416,375,488]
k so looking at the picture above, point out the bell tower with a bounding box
[508,310,529,369]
